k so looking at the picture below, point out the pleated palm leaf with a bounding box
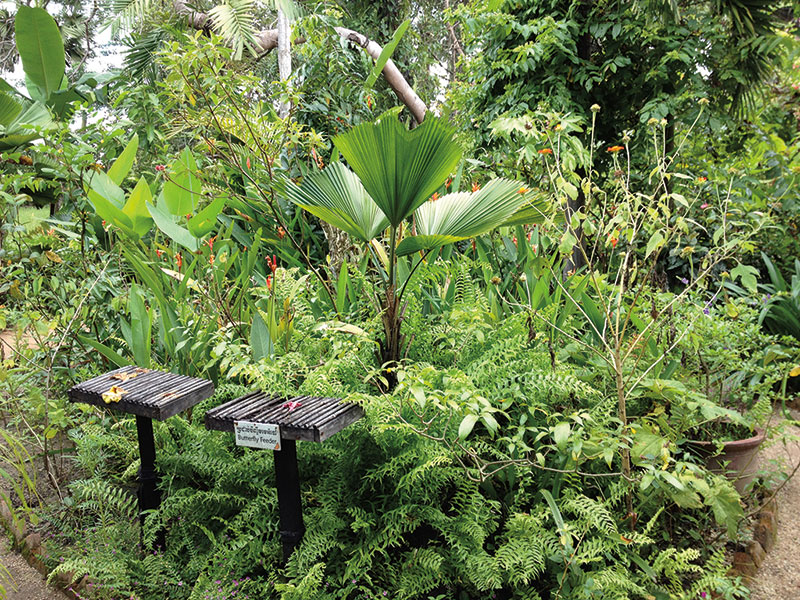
[284,112,549,382]
[285,112,541,280]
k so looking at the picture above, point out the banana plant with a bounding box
[0,6,63,150]
[284,111,552,382]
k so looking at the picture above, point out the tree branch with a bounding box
[172,1,428,123]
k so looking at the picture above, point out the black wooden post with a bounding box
[135,415,161,517]
[273,439,305,560]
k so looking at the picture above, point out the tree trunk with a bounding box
[277,8,291,119]
[320,220,351,276]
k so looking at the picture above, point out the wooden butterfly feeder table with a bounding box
[204,391,364,559]
[67,366,215,527]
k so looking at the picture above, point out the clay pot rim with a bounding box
[688,426,766,450]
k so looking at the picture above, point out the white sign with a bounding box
[234,421,281,451]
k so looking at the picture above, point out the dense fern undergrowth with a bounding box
[38,272,752,600]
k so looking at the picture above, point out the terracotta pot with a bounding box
[689,428,765,494]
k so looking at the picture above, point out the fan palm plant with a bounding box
[285,111,551,383]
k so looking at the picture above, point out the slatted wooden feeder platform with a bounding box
[205,392,364,559]
[68,366,215,528]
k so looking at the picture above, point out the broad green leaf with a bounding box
[703,479,743,538]
[147,197,200,252]
[0,93,22,126]
[553,422,570,449]
[188,194,228,238]
[163,147,202,216]
[458,414,479,439]
[365,20,410,89]
[558,177,578,201]
[251,310,274,360]
[731,263,758,293]
[336,261,349,314]
[631,430,666,466]
[283,163,388,242]
[333,113,462,228]
[396,178,527,256]
[122,177,154,237]
[14,6,65,100]
[87,169,125,209]
[128,284,151,368]
[87,185,137,238]
[76,334,132,367]
[107,134,139,185]
[645,231,665,258]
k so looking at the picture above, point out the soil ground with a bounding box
[0,537,66,600]
[747,410,800,600]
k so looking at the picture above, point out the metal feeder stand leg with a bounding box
[274,439,305,561]
[135,416,162,518]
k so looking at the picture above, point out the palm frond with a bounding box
[123,28,170,81]
[332,112,463,228]
[106,0,161,35]
[283,163,389,242]
[209,0,257,60]
[714,0,777,36]
[396,178,528,256]
[501,190,556,227]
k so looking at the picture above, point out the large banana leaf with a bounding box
[333,113,462,228]
[396,178,528,256]
[283,163,388,242]
[14,6,65,100]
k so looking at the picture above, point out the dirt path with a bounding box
[0,327,39,361]
[748,412,800,600]
[0,537,66,600]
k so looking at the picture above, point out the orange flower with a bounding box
[538,148,553,155]
[607,145,624,153]
[155,249,164,259]
[697,176,707,182]
[608,235,619,248]
[266,275,272,291]
[445,177,453,188]
[472,182,481,192]
[277,226,286,240]
[206,236,216,251]
[176,253,183,269]
[430,192,440,202]
[518,187,529,194]
[209,254,215,265]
